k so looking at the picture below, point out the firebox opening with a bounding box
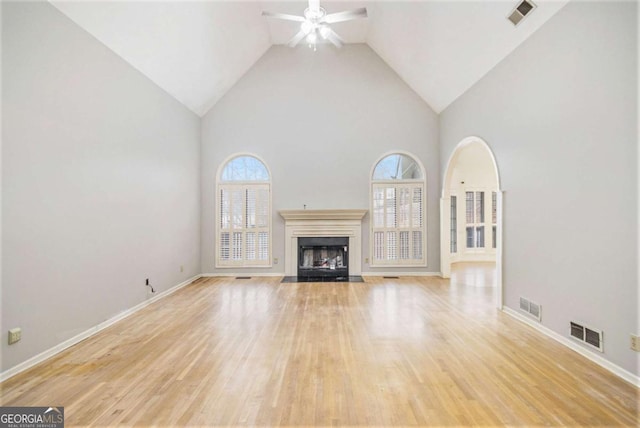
[298,237,349,279]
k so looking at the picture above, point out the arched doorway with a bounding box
[441,137,503,308]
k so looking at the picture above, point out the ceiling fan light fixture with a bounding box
[263,1,367,50]
[319,26,330,39]
[306,32,318,44]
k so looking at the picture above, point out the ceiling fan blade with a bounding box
[287,29,308,48]
[325,28,344,48]
[323,7,368,24]
[262,11,305,22]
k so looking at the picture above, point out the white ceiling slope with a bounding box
[50,0,569,117]
[366,1,569,113]
[51,1,272,116]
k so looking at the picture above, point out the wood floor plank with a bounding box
[1,266,638,427]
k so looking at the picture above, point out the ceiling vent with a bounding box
[570,322,604,352]
[508,0,536,26]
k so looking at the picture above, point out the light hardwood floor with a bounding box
[1,264,638,426]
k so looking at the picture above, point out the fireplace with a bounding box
[298,237,348,279]
[279,209,367,278]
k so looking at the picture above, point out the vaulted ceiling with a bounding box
[50,0,569,117]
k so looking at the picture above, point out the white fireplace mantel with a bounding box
[279,209,367,276]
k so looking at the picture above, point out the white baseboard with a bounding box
[361,272,442,277]
[0,274,202,383]
[201,272,284,277]
[201,272,444,278]
[502,306,640,388]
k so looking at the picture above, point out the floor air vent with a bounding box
[383,276,400,279]
[570,322,604,352]
[519,297,542,321]
[508,0,536,26]
[235,276,252,280]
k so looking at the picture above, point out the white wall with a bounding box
[201,45,440,274]
[637,2,640,377]
[0,1,4,375]
[440,1,638,376]
[1,2,201,371]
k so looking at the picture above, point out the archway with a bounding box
[441,137,503,308]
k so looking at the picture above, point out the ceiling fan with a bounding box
[262,0,367,50]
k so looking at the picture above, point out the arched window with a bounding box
[216,154,271,267]
[370,152,426,266]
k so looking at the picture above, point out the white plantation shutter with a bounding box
[217,155,271,267]
[399,231,409,259]
[466,191,474,224]
[386,188,396,227]
[220,231,230,260]
[387,231,397,260]
[475,191,484,223]
[373,231,384,260]
[450,195,457,253]
[371,182,425,266]
[218,183,270,266]
[231,189,243,229]
[232,231,242,260]
[492,192,497,249]
[373,187,384,228]
[258,232,268,261]
[465,191,487,250]
[246,232,256,260]
[412,231,423,259]
[412,187,422,228]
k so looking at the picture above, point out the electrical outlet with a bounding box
[273,258,279,264]
[365,257,369,264]
[631,334,640,352]
[8,328,21,345]
[180,265,184,273]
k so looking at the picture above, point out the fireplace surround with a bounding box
[279,209,367,277]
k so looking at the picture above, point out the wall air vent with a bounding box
[519,297,529,311]
[528,302,541,319]
[507,0,536,26]
[570,321,604,352]
[519,297,542,321]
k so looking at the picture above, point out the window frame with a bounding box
[370,152,427,268]
[215,154,272,268]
